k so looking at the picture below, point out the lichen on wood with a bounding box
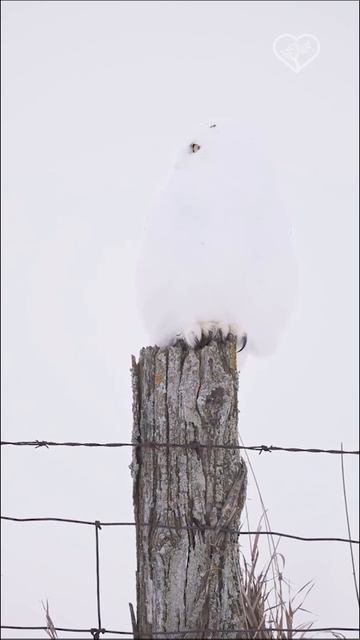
[131,335,247,639]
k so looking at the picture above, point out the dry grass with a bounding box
[237,435,347,640]
[238,520,315,639]
[42,600,58,639]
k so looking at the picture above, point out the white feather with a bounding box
[136,118,297,356]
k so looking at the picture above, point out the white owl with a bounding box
[136,119,297,358]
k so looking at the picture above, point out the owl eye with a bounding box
[190,143,201,153]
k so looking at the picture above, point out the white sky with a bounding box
[1,1,359,638]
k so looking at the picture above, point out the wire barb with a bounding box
[35,440,50,448]
[258,444,272,454]
[90,628,105,639]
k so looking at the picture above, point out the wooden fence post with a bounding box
[131,335,247,639]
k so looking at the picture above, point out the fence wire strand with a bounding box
[2,515,359,545]
[1,439,359,455]
[1,624,359,637]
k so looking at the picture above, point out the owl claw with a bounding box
[174,322,247,350]
[237,333,247,353]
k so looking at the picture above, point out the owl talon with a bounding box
[174,322,247,350]
[237,333,247,353]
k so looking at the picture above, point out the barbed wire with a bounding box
[2,439,359,638]
[2,515,359,544]
[1,439,359,455]
[1,624,359,637]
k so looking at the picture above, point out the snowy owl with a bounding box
[136,119,297,357]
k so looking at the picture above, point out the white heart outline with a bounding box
[273,33,320,73]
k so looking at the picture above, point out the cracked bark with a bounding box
[131,335,247,639]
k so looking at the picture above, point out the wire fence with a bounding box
[1,438,359,639]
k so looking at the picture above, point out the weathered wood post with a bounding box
[131,335,247,639]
